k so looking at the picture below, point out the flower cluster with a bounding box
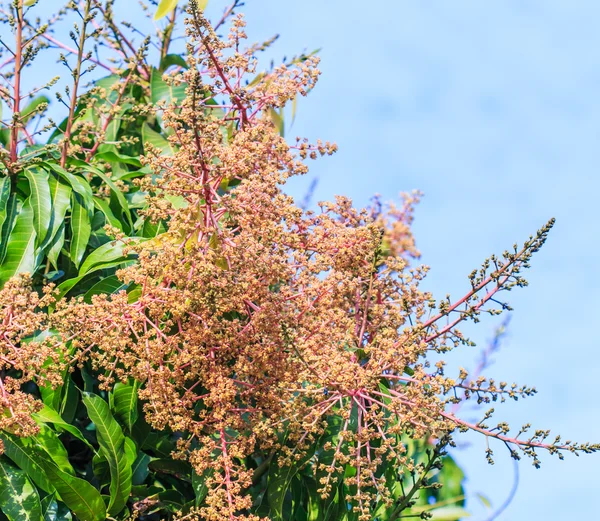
[1,3,597,521]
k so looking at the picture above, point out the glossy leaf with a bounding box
[0,199,37,285]
[0,457,42,521]
[42,173,72,253]
[51,259,135,303]
[24,168,52,246]
[0,193,17,265]
[92,197,122,231]
[42,162,92,207]
[110,382,139,432]
[131,453,151,486]
[73,161,132,228]
[192,469,210,507]
[0,176,11,232]
[32,406,93,449]
[159,54,188,71]
[40,495,72,521]
[79,239,137,276]
[0,433,55,493]
[37,456,105,521]
[35,425,74,476]
[82,392,132,516]
[83,275,128,303]
[46,223,65,270]
[147,459,192,481]
[267,462,301,520]
[69,193,91,268]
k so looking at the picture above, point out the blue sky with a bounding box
[26,1,600,519]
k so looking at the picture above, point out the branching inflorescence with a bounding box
[0,1,597,520]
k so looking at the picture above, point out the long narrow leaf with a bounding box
[42,173,72,254]
[0,193,17,265]
[37,456,105,521]
[0,457,43,521]
[79,238,139,275]
[51,259,135,304]
[42,162,92,206]
[32,405,93,449]
[0,433,55,493]
[24,167,52,246]
[82,392,132,516]
[72,160,132,228]
[0,176,10,231]
[46,223,65,270]
[0,199,37,285]
[69,192,91,268]
[110,382,139,432]
[35,425,75,475]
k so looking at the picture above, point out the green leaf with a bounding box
[46,223,65,270]
[151,68,187,106]
[159,54,189,71]
[94,150,142,168]
[131,453,151,486]
[291,95,298,124]
[0,457,42,521]
[71,160,132,228]
[40,495,72,521]
[40,495,57,521]
[84,275,128,303]
[69,192,91,268]
[476,493,491,509]
[268,462,299,520]
[79,238,136,276]
[51,259,135,304]
[24,168,52,246]
[0,433,55,494]
[81,392,132,516]
[141,219,166,239]
[59,375,78,424]
[142,123,176,156]
[37,456,105,521]
[41,162,92,207]
[0,199,37,285]
[35,425,74,476]
[192,469,210,507]
[92,197,122,231]
[124,437,137,467]
[0,177,11,232]
[0,193,18,265]
[437,456,465,502]
[147,459,192,481]
[32,406,93,449]
[42,173,72,254]
[154,0,178,20]
[110,382,139,432]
